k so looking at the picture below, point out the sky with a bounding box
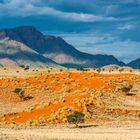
[0,0,140,63]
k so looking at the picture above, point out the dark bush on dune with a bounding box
[67,111,85,127]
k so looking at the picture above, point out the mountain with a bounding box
[0,38,59,67]
[0,26,125,68]
[127,58,140,69]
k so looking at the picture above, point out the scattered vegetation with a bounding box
[120,85,133,93]
[96,68,101,73]
[64,87,71,93]
[119,68,124,73]
[19,65,30,70]
[14,88,33,101]
[24,66,30,70]
[0,69,140,126]
[19,65,25,68]
[76,67,88,71]
[14,88,23,94]
[67,111,85,127]
[60,69,63,72]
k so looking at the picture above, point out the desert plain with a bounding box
[0,66,140,140]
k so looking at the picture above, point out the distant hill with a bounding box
[0,38,59,67]
[0,26,125,68]
[127,58,140,69]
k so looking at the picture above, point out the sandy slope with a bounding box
[0,67,140,140]
[0,125,140,140]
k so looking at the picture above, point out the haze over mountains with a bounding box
[0,26,139,68]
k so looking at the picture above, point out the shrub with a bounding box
[119,68,124,73]
[24,66,30,70]
[96,68,101,73]
[120,85,133,93]
[64,87,71,93]
[60,69,63,72]
[14,88,22,94]
[19,65,25,68]
[14,88,33,101]
[67,111,85,127]
[14,88,24,99]
[76,67,87,71]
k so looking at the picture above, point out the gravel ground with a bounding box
[0,125,140,140]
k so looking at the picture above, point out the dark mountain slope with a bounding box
[127,58,140,69]
[0,26,125,68]
[0,38,60,67]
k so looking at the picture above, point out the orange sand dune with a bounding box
[0,71,140,125]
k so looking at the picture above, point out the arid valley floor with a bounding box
[0,66,140,140]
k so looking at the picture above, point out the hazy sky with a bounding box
[0,0,140,63]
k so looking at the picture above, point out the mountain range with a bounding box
[127,58,140,69]
[0,26,139,69]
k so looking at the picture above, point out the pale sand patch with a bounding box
[0,125,140,140]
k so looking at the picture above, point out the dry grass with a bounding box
[0,66,140,139]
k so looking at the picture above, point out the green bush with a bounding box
[64,87,71,93]
[14,88,33,101]
[60,69,63,72]
[19,65,25,68]
[67,111,85,127]
[76,68,87,71]
[14,88,22,94]
[14,88,24,100]
[120,85,133,93]
[96,68,101,73]
[24,66,30,71]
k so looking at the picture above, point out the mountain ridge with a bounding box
[0,25,137,68]
[0,38,60,67]
[127,58,140,69]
